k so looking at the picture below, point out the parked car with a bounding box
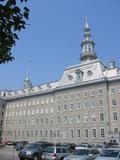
[15,141,28,151]
[64,148,100,160]
[5,141,15,145]
[75,143,93,150]
[42,146,71,160]
[18,142,45,160]
[95,147,120,160]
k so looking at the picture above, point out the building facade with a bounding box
[1,20,120,145]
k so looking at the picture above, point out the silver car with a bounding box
[95,148,120,160]
[42,146,71,160]
[64,148,100,160]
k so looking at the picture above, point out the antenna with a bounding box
[26,60,30,78]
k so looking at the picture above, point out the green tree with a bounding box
[0,0,29,64]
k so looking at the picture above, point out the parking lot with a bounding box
[0,145,19,160]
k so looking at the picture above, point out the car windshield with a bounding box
[26,143,40,149]
[73,149,89,155]
[100,150,120,157]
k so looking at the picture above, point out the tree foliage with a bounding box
[0,0,29,64]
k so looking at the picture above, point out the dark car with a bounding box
[18,143,45,160]
[15,141,28,151]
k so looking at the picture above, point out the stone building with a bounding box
[1,20,120,144]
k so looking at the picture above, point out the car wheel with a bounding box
[60,157,64,160]
[33,154,39,160]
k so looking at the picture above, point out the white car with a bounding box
[64,148,100,160]
[95,148,120,160]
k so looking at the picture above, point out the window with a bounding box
[70,130,74,139]
[63,116,67,124]
[90,89,95,96]
[64,95,67,100]
[63,131,67,139]
[99,100,104,107]
[85,129,88,139]
[100,128,105,138]
[76,115,81,123]
[77,129,81,139]
[111,88,116,94]
[56,130,60,138]
[50,130,53,138]
[63,104,68,111]
[92,129,96,139]
[113,112,117,120]
[114,128,118,134]
[70,104,74,110]
[91,115,96,122]
[76,92,80,99]
[45,130,47,137]
[83,91,87,97]
[45,118,48,124]
[69,116,74,124]
[100,113,104,121]
[84,116,89,123]
[91,101,96,108]
[40,130,42,137]
[98,89,103,95]
[112,99,117,107]
[87,70,93,76]
[76,103,81,110]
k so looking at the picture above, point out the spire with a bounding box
[24,60,32,90]
[80,17,97,63]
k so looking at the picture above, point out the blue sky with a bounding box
[0,0,120,90]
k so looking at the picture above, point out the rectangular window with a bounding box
[76,115,81,123]
[111,88,116,94]
[76,92,80,99]
[114,128,118,134]
[39,130,42,137]
[57,117,60,124]
[98,89,103,95]
[76,103,81,110]
[85,129,88,139]
[63,104,68,111]
[63,116,67,124]
[63,131,67,139]
[83,91,87,97]
[113,112,117,120]
[84,116,89,123]
[100,113,104,121]
[99,100,104,107]
[77,129,80,139]
[90,89,95,96]
[50,130,53,138]
[112,99,117,107]
[91,101,96,108]
[45,130,47,137]
[91,115,96,122]
[92,129,96,139]
[84,102,88,109]
[100,128,105,138]
[70,130,74,139]
[69,116,74,124]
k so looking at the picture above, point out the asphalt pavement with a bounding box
[0,145,19,160]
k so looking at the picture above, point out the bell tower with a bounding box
[80,17,97,63]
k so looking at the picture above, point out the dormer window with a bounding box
[87,70,93,76]
[75,69,84,81]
